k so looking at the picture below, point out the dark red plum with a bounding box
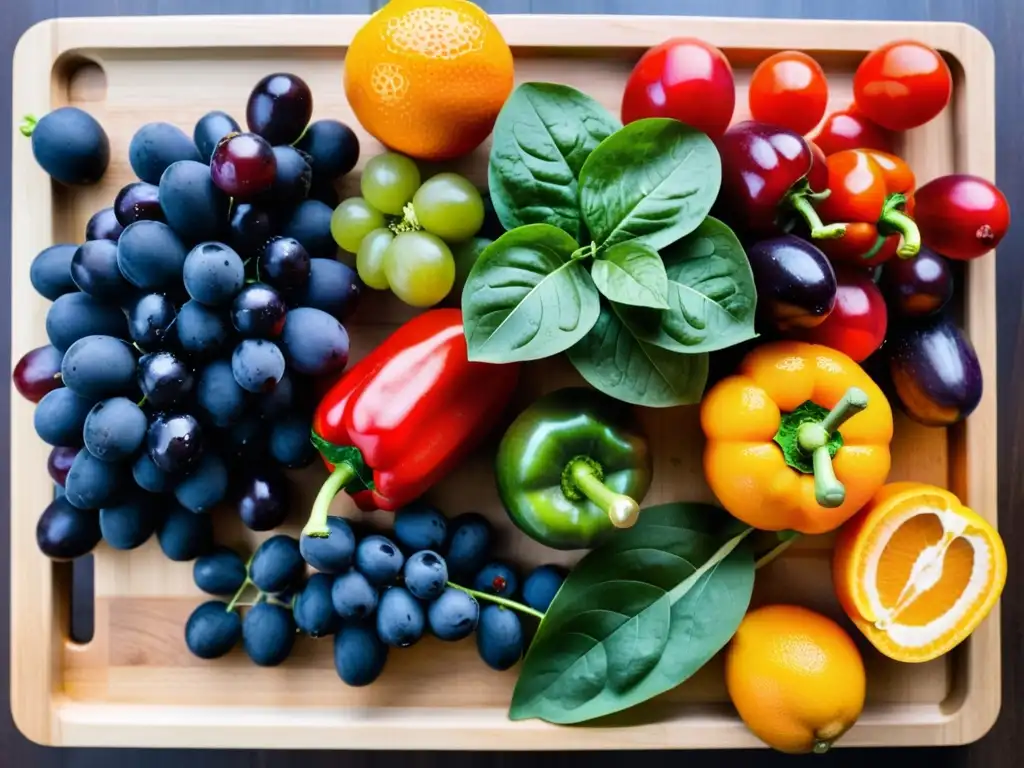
[747,236,837,332]
[880,247,954,318]
[246,73,313,146]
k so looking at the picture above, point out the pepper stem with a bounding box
[878,194,921,258]
[19,114,38,138]
[795,387,869,508]
[302,463,358,538]
[563,456,640,529]
[789,193,847,240]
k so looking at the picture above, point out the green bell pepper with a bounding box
[495,387,653,550]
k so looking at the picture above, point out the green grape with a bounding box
[412,173,485,243]
[356,228,394,291]
[331,197,386,253]
[384,231,455,308]
[361,153,421,215]
[452,236,492,298]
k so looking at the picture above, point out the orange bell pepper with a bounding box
[700,341,893,534]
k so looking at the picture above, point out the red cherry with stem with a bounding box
[48,446,77,487]
[792,266,888,362]
[211,133,277,199]
[749,51,829,135]
[13,345,63,403]
[810,106,894,157]
[914,174,1010,260]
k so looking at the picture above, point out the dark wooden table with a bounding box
[2,0,1021,765]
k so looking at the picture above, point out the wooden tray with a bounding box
[10,13,999,750]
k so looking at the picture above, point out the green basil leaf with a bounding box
[462,224,601,363]
[509,504,754,725]
[488,83,620,241]
[591,241,669,309]
[566,302,708,407]
[617,217,758,354]
[578,118,721,251]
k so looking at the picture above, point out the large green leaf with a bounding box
[591,241,669,309]
[488,83,620,241]
[462,224,600,363]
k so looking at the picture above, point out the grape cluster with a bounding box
[331,153,493,308]
[184,504,568,682]
[20,71,366,562]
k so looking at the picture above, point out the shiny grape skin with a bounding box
[195,359,247,428]
[30,243,78,300]
[36,496,102,560]
[114,181,164,226]
[137,351,195,409]
[85,207,124,242]
[60,335,137,400]
[83,397,148,462]
[231,339,286,393]
[193,547,247,596]
[299,516,356,573]
[295,119,360,181]
[46,293,128,353]
[246,73,313,146]
[183,242,245,307]
[128,122,201,185]
[476,604,523,671]
[300,259,361,320]
[13,344,63,403]
[259,237,311,295]
[147,413,204,475]
[34,389,94,447]
[427,587,479,642]
[280,307,349,376]
[281,200,336,259]
[159,160,231,244]
[880,246,954,318]
[48,445,78,486]
[376,587,425,648]
[158,502,214,562]
[267,146,312,205]
[70,240,135,302]
[29,107,110,186]
[355,535,405,587]
[175,300,233,359]
[174,452,229,513]
[236,467,289,531]
[250,534,305,593]
[185,600,242,659]
[210,133,277,199]
[116,220,188,292]
[128,293,177,350]
[403,551,448,601]
[228,202,276,260]
[193,110,241,163]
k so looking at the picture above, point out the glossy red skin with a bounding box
[715,121,822,237]
[914,174,1010,260]
[47,445,77,486]
[621,38,736,138]
[749,51,829,135]
[810,106,894,156]
[792,266,888,362]
[313,309,521,512]
[13,345,64,403]
[853,40,952,131]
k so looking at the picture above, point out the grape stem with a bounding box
[447,581,545,621]
[19,115,38,138]
[389,203,422,235]
[226,578,254,612]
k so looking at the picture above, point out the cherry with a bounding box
[811,106,894,157]
[914,174,1010,261]
[211,133,277,199]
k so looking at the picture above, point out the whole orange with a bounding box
[344,0,514,161]
[724,604,866,754]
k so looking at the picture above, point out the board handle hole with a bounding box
[68,553,95,646]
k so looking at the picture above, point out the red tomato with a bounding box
[810,106,894,156]
[621,38,735,137]
[793,267,887,362]
[748,51,828,135]
[853,40,952,131]
[914,174,1010,260]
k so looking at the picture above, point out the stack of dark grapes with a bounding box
[184,504,567,680]
[19,72,365,563]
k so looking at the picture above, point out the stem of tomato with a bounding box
[447,582,545,621]
[796,387,869,508]
[789,193,847,240]
[878,194,921,258]
[563,456,641,528]
[303,464,358,538]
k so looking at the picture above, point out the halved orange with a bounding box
[833,482,1006,663]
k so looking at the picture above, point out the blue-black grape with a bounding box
[64,449,127,509]
[46,292,128,352]
[160,160,230,243]
[242,601,295,666]
[472,562,519,599]
[86,208,124,243]
[34,389,93,447]
[331,570,379,620]
[28,107,109,185]
[231,283,286,339]
[445,513,492,579]
[114,181,164,226]
[236,466,289,531]
[259,237,310,296]
[138,351,194,408]
[355,535,404,586]
[83,397,147,462]
[183,242,244,306]
[376,587,424,648]
[185,600,241,659]
[293,573,341,637]
[334,623,387,686]
[280,307,349,376]
[228,202,276,260]
[117,220,188,291]
[36,495,102,560]
[249,534,304,593]
[195,359,246,427]
[300,516,355,573]
[61,335,137,400]
[176,300,232,358]
[70,240,134,302]
[147,413,204,474]
[269,415,315,468]
[231,339,285,393]
[132,452,172,493]
[128,293,177,350]
[308,180,339,208]
[246,73,312,146]
[393,502,447,554]
[300,259,361,320]
[193,110,240,164]
[521,565,566,613]
[427,587,479,641]
[259,370,299,417]
[476,605,523,671]
[193,547,247,596]
[99,491,162,550]
[220,414,269,467]
[295,119,359,182]
[48,445,77,486]
[174,452,228,513]
[281,199,336,259]
[31,243,78,300]
[403,550,447,601]
[128,122,201,184]
[157,501,214,561]
[267,145,312,205]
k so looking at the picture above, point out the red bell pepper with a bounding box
[303,308,520,537]
[816,148,921,266]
